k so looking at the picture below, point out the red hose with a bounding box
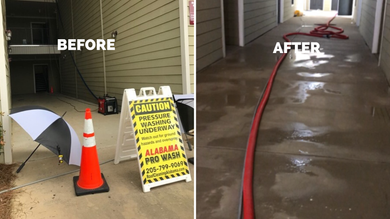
[242,14,348,219]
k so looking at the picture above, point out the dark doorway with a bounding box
[34,65,49,93]
[331,0,338,10]
[310,0,324,10]
[223,0,241,55]
[338,0,353,15]
[31,23,49,44]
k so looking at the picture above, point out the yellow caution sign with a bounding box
[115,86,191,192]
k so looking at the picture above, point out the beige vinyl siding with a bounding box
[188,0,194,93]
[103,0,183,101]
[58,0,183,104]
[58,0,105,102]
[359,0,377,50]
[244,0,277,44]
[58,0,77,98]
[197,0,223,71]
[380,1,390,84]
[284,0,295,21]
[72,0,104,102]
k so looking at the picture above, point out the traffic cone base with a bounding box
[73,173,109,196]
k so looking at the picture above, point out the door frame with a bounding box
[33,64,49,93]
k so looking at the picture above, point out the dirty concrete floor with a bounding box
[197,15,390,218]
[9,93,194,218]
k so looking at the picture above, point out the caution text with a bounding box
[134,101,171,115]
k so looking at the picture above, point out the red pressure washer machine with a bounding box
[98,95,118,115]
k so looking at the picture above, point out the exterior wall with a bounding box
[284,0,294,21]
[284,0,299,22]
[57,0,77,98]
[7,8,60,97]
[7,17,57,45]
[380,0,390,84]
[359,0,377,50]
[244,0,277,44]
[224,0,239,45]
[0,0,11,163]
[103,0,183,99]
[10,59,60,95]
[73,0,104,102]
[188,0,194,93]
[58,0,185,104]
[197,0,223,71]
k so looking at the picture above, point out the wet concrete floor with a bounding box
[197,15,390,218]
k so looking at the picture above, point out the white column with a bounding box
[179,0,191,94]
[238,0,245,46]
[221,0,226,57]
[0,0,12,164]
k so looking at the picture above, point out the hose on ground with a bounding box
[241,14,348,219]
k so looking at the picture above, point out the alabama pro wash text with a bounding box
[58,39,115,51]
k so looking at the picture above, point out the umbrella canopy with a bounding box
[10,106,81,166]
[173,95,194,134]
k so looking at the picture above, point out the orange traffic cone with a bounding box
[73,108,109,196]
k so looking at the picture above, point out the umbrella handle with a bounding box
[16,162,25,173]
[16,143,41,174]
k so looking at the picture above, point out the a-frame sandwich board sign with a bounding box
[115,86,192,192]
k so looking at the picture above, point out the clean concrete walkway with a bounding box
[10,93,194,218]
[197,15,390,218]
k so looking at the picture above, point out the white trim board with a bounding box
[280,0,285,23]
[221,0,226,57]
[356,0,363,26]
[238,0,244,46]
[0,0,12,164]
[372,0,384,53]
[179,0,191,94]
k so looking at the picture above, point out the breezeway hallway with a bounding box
[197,14,390,218]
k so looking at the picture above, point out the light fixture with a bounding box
[6,30,11,41]
[111,31,118,39]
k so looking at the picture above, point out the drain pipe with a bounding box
[100,0,107,96]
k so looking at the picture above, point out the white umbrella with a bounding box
[10,106,81,172]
